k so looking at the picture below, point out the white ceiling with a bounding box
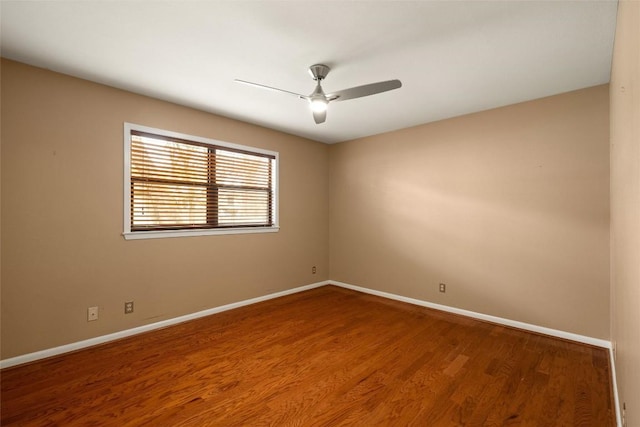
[1,1,618,144]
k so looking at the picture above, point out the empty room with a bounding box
[1,1,638,426]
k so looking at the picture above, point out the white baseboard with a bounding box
[2,279,611,370]
[0,280,330,369]
[329,280,611,349]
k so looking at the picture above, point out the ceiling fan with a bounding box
[235,64,402,124]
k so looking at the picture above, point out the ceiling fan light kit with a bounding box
[311,98,328,113]
[236,64,402,125]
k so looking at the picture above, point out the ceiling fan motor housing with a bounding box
[309,64,330,81]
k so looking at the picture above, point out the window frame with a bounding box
[123,123,279,240]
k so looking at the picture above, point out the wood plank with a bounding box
[0,286,616,426]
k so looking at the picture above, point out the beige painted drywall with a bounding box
[329,85,610,339]
[1,57,613,362]
[610,0,640,424]
[0,59,330,359]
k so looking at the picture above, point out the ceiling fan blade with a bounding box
[328,79,402,102]
[313,109,326,124]
[235,79,307,99]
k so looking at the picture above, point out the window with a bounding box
[123,123,278,239]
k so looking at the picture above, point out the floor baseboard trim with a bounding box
[329,280,611,349]
[2,279,611,370]
[0,280,331,369]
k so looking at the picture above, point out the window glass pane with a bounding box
[132,182,207,228]
[131,135,208,184]
[215,150,271,188]
[218,188,270,225]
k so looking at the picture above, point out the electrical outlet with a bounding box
[439,283,446,293]
[124,301,134,314]
[87,306,98,322]
[312,266,317,274]
[622,402,627,427]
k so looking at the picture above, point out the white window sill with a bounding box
[123,226,280,240]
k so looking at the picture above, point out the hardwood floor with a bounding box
[1,286,615,426]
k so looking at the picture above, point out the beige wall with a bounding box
[1,57,613,362]
[610,1,640,424]
[329,85,610,339]
[0,59,330,359]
